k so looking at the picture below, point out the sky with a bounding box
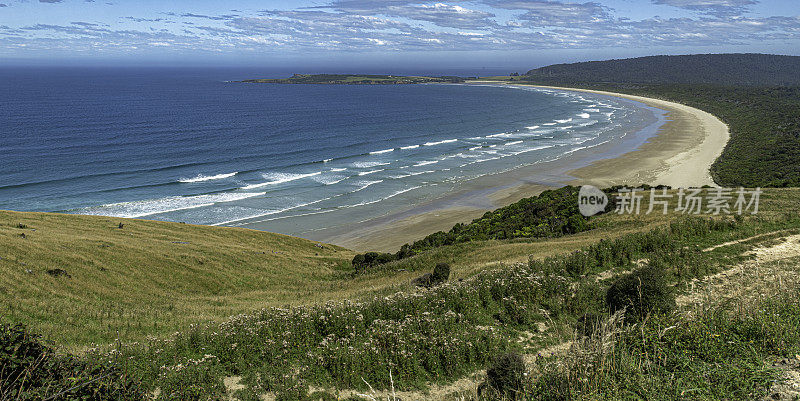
[0,0,798,71]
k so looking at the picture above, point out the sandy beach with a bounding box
[301,83,730,251]
[541,86,730,188]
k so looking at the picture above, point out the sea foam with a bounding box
[352,161,390,168]
[82,191,265,219]
[179,172,237,183]
[241,172,322,190]
[414,160,438,166]
[424,139,458,146]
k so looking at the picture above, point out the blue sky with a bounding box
[0,0,798,70]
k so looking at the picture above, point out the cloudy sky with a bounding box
[0,0,798,70]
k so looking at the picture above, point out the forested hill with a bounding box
[519,53,800,187]
[524,54,800,86]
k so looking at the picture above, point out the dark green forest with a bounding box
[521,54,800,187]
[525,53,800,86]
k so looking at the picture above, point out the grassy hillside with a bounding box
[0,211,357,347]
[3,188,799,350]
[86,192,800,400]
[3,188,800,400]
[525,53,800,86]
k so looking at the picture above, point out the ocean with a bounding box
[0,67,662,238]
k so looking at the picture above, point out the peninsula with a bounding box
[238,73,470,85]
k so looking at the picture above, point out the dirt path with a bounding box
[677,234,800,400]
[327,335,574,401]
[702,230,795,252]
[678,234,800,311]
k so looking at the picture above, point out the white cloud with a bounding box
[1,0,798,56]
[652,0,758,16]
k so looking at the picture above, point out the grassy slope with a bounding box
[0,211,356,347]
[2,188,798,350]
[110,194,800,400]
[3,189,800,400]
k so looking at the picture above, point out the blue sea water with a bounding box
[0,67,660,237]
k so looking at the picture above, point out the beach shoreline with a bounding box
[307,83,730,252]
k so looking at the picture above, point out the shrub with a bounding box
[46,268,71,278]
[563,250,596,276]
[605,266,675,322]
[412,263,451,288]
[432,263,450,282]
[483,352,526,400]
[351,252,397,272]
[0,321,142,400]
[411,272,435,288]
[566,281,605,317]
[563,214,589,235]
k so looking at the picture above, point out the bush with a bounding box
[563,214,589,235]
[0,321,142,400]
[483,352,526,400]
[351,252,397,272]
[605,266,675,322]
[566,281,605,317]
[412,263,451,288]
[432,263,450,282]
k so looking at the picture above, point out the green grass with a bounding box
[3,188,800,399]
[3,187,798,350]
[523,298,800,400]
[95,215,800,400]
[0,211,356,347]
